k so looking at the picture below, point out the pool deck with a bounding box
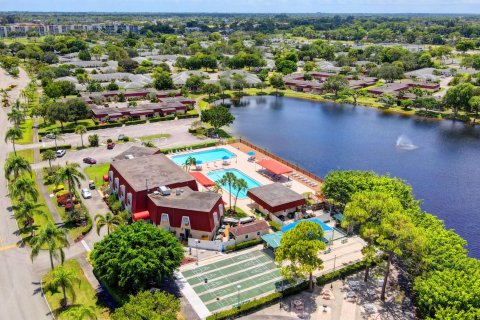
[166,144,316,215]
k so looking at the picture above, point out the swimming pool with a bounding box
[207,169,261,199]
[171,148,236,165]
[281,218,333,233]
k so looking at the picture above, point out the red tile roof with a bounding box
[230,220,270,236]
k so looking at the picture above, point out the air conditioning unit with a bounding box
[159,186,171,196]
[175,189,181,196]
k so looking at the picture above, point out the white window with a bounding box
[219,204,224,216]
[213,212,218,226]
[161,213,170,224]
[182,216,190,227]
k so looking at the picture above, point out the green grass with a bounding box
[9,148,35,164]
[17,118,34,144]
[139,133,171,141]
[43,259,110,320]
[38,119,96,134]
[84,163,110,188]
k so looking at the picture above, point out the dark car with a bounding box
[107,142,115,149]
[83,157,97,164]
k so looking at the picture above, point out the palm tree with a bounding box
[4,154,32,180]
[0,89,10,108]
[183,156,196,171]
[211,183,223,194]
[94,212,124,235]
[75,125,87,148]
[54,162,85,210]
[232,178,248,214]
[64,305,97,320]
[12,200,44,237]
[42,149,57,169]
[7,107,25,127]
[49,128,64,151]
[30,222,70,270]
[5,127,23,155]
[9,176,39,202]
[218,172,237,212]
[44,265,79,308]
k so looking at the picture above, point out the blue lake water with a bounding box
[228,95,480,258]
[171,148,235,165]
[207,169,262,199]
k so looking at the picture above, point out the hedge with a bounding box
[441,113,471,122]
[81,213,93,236]
[225,239,261,252]
[177,113,199,119]
[40,144,72,153]
[206,281,308,320]
[269,220,281,232]
[149,115,175,122]
[38,122,123,136]
[124,119,148,126]
[160,141,218,154]
[316,261,367,286]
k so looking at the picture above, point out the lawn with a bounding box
[43,259,110,320]
[17,118,34,144]
[9,148,35,164]
[84,163,110,188]
[139,133,171,141]
[38,119,96,134]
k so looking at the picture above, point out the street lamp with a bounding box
[195,239,200,265]
[237,285,241,308]
[331,255,336,289]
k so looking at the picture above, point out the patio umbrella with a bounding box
[222,155,230,160]
[247,151,255,156]
[196,160,203,164]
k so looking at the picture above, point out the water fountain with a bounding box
[395,135,418,150]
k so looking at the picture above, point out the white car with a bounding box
[56,149,66,157]
[81,188,92,199]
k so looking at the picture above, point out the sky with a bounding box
[0,0,480,14]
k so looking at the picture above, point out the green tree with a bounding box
[370,64,404,82]
[64,305,97,320]
[275,59,297,75]
[218,172,236,211]
[1,89,11,108]
[275,221,326,291]
[269,73,285,94]
[4,154,32,180]
[185,74,205,93]
[7,107,25,127]
[303,61,316,72]
[54,162,85,210]
[112,290,180,320]
[200,106,235,135]
[94,212,124,235]
[88,134,99,147]
[42,149,56,169]
[468,96,480,122]
[153,71,175,90]
[455,39,476,55]
[5,126,23,155]
[44,265,80,308]
[12,200,44,237]
[9,176,39,202]
[443,83,475,119]
[78,50,91,61]
[75,125,87,148]
[90,222,184,294]
[203,83,221,98]
[67,99,90,123]
[30,222,70,270]
[323,75,349,97]
[232,178,248,214]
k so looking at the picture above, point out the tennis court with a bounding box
[181,249,287,313]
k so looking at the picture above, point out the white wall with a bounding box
[187,238,235,252]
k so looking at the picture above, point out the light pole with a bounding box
[237,285,241,308]
[195,239,200,265]
[331,255,337,289]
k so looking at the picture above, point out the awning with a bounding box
[189,171,216,187]
[256,159,293,175]
[133,211,150,221]
[261,231,284,249]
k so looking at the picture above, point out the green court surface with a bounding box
[182,249,287,313]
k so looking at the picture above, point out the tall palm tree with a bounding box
[30,222,70,270]
[9,176,39,202]
[94,212,124,235]
[183,156,196,171]
[44,265,79,308]
[42,149,57,169]
[75,125,87,148]
[12,200,44,237]
[5,127,23,155]
[64,305,97,320]
[0,89,10,108]
[4,154,32,180]
[218,172,237,212]
[7,107,25,127]
[232,178,248,214]
[54,162,85,210]
[49,128,64,151]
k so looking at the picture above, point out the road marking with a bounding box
[0,244,17,251]
[81,240,91,252]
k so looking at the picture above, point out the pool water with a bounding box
[171,148,235,165]
[207,169,261,199]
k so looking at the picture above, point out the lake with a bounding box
[227,95,480,258]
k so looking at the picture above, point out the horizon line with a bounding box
[0,11,478,15]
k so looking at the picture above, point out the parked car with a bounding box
[107,142,115,149]
[117,134,125,141]
[44,133,56,139]
[88,180,96,190]
[83,157,97,164]
[56,149,66,157]
[81,188,92,199]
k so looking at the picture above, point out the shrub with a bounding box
[177,113,199,119]
[88,134,99,147]
[225,239,261,252]
[149,115,175,122]
[269,220,281,232]
[124,119,147,126]
[122,136,130,142]
[316,261,367,286]
[160,141,218,154]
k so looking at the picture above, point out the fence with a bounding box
[237,138,324,183]
[187,238,235,252]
